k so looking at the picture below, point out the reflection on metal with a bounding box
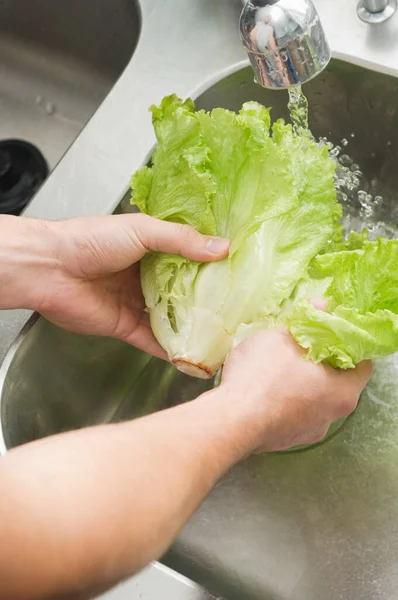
[357,0,397,23]
[240,0,331,89]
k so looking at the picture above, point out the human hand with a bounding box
[219,330,372,453]
[1,214,229,358]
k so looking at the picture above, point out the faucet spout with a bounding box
[239,0,331,90]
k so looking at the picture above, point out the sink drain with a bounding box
[0,140,49,215]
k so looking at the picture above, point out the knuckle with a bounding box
[130,212,149,235]
[301,426,329,446]
[129,212,148,235]
[359,360,374,383]
[175,224,199,253]
[73,236,105,273]
[339,392,359,417]
[131,212,146,225]
[177,223,196,240]
[129,214,159,252]
[313,428,329,443]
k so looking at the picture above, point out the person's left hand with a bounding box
[3,214,229,359]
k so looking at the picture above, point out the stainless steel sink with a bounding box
[0,0,140,171]
[0,314,213,448]
[2,57,398,600]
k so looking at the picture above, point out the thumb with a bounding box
[130,214,230,261]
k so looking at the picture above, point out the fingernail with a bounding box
[206,237,230,255]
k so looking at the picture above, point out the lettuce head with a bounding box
[131,95,398,378]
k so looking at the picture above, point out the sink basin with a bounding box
[2,58,398,600]
[0,0,140,171]
[0,314,213,448]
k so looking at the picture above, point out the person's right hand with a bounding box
[220,330,372,453]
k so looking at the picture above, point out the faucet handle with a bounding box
[240,0,331,90]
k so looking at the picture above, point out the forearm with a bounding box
[0,386,256,600]
[0,215,57,310]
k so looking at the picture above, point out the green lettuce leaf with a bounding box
[131,95,340,378]
[132,96,217,235]
[289,238,398,368]
[131,95,398,377]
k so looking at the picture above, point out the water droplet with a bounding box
[358,190,370,206]
[339,154,353,167]
[283,87,393,239]
[330,145,342,159]
[371,178,379,189]
[45,102,56,116]
[358,190,375,219]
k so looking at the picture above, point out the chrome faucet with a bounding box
[239,0,331,90]
[357,0,397,23]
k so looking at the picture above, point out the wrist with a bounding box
[0,215,61,311]
[198,384,269,460]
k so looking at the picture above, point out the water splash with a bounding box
[287,86,397,240]
[320,138,396,238]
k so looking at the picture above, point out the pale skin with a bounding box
[0,214,372,600]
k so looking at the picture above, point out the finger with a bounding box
[139,311,151,327]
[351,359,373,388]
[328,360,373,419]
[334,359,373,390]
[306,299,372,389]
[128,214,230,262]
[123,322,168,361]
[303,426,330,445]
[309,297,328,312]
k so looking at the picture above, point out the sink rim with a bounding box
[0,312,40,455]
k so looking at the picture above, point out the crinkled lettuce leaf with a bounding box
[289,238,398,368]
[131,95,398,377]
[131,95,340,378]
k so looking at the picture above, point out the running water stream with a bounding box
[287,85,397,240]
[287,85,309,136]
